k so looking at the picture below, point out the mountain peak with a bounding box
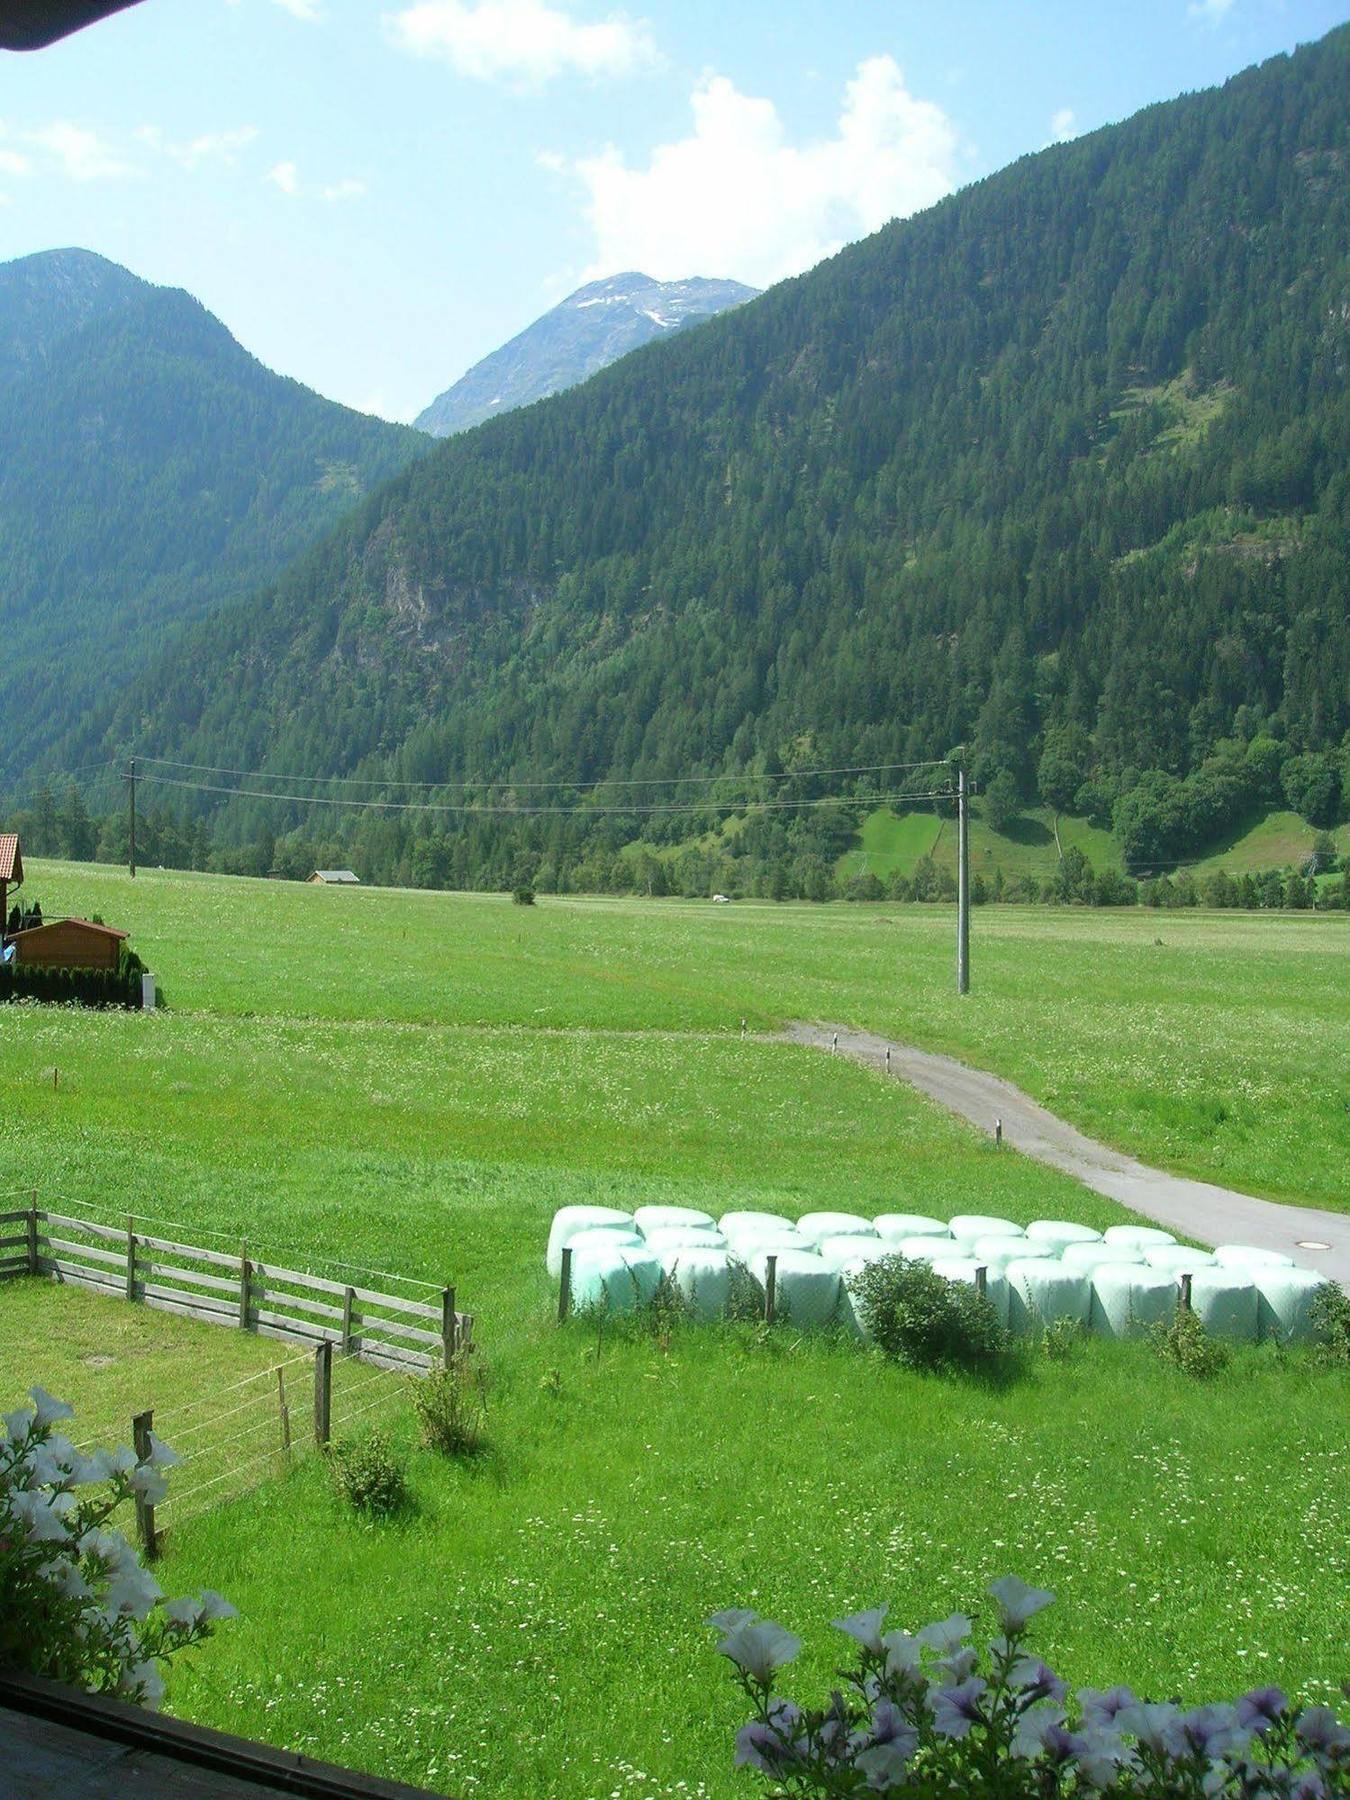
[414,271,759,437]
[0,246,152,380]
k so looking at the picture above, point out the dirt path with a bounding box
[781,1022,1349,1288]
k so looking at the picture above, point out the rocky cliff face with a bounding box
[414,272,759,436]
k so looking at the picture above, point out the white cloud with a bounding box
[267,158,300,194]
[136,124,259,170]
[24,121,134,181]
[386,0,656,89]
[274,0,323,15]
[1049,108,1077,144]
[548,56,958,290]
[0,148,30,177]
[1189,0,1235,19]
[322,177,368,201]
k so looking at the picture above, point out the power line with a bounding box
[131,753,951,793]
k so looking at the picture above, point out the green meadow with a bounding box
[2,861,1347,1798]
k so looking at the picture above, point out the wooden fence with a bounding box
[0,1201,469,1375]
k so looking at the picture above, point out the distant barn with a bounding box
[309,869,360,885]
[12,919,128,971]
[0,834,22,924]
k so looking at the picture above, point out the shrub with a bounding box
[850,1255,1006,1373]
[710,1575,1350,1797]
[0,1387,234,1705]
[329,1431,408,1517]
[1309,1283,1350,1367]
[411,1356,486,1459]
[1153,1306,1229,1378]
[1041,1316,1083,1362]
[512,886,536,906]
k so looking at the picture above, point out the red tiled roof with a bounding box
[0,835,20,882]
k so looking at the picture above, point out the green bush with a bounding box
[1309,1283,1350,1367]
[512,886,536,906]
[1152,1306,1229,1378]
[328,1431,408,1517]
[410,1356,486,1459]
[849,1255,1006,1373]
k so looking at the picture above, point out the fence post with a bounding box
[313,1341,332,1449]
[558,1247,573,1324]
[341,1286,355,1355]
[26,1197,38,1275]
[994,1119,1003,1149]
[764,1254,778,1324]
[125,1215,136,1302]
[276,1367,292,1464]
[132,1410,158,1560]
[976,1264,988,1299]
[1180,1272,1194,1313]
[238,1244,251,1329]
[441,1286,458,1368]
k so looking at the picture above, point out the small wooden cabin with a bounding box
[12,918,128,972]
[0,834,22,926]
[309,869,360,885]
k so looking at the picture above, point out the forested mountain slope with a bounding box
[65,31,1350,883]
[0,250,428,784]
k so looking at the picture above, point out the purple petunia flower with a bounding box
[932,1676,988,1739]
[1235,1686,1288,1732]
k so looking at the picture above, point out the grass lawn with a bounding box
[3,863,1347,1795]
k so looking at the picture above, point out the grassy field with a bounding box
[838,804,1122,885]
[2,862,1347,1797]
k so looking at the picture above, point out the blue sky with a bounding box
[1,0,1344,422]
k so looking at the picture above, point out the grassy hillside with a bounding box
[838,804,1124,884]
[1,866,1345,1797]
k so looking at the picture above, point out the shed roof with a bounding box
[312,869,360,883]
[0,835,21,883]
[16,918,129,942]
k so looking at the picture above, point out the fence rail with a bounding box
[2,1199,470,1375]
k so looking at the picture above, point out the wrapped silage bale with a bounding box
[1089,1266,1178,1339]
[1060,1241,1145,1275]
[546,1204,635,1274]
[1025,1220,1103,1255]
[643,1225,728,1254]
[748,1248,841,1327]
[1142,1244,1216,1273]
[634,1204,717,1233]
[949,1214,1024,1244]
[874,1213,949,1242]
[1004,1257,1090,1333]
[661,1248,733,1321]
[547,1222,643,1279]
[894,1236,957,1264]
[1213,1244,1296,1270]
[569,1245,663,1315]
[719,1209,794,1238]
[929,1256,1010,1326]
[973,1234,1038,1273]
[817,1235,896,1271]
[796,1211,878,1246]
[1103,1225,1176,1250]
[1187,1269,1259,1342]
[1254,1268,1330,1343]
[723,1225,806,1263]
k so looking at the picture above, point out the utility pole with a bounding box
[127,757,136,880]
[956,761,970,995]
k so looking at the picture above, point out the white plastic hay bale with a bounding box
[929,1257,1010,1326]
[949,1214,1024,1244]
[643,1225,728,1253]
[568,1245,663,1315]
[546,1222,643,1279]
[723,1225,807,1262]
[661,1248,733,1321]
[1103,1225,1176,1249]
[874,1213,949,1242]
[1187,1269,1259,1342]
[633,1204,716,1234]
[1004,1258,1090,1333]
[796,1211,878,1246]
[1254,1268,1330,1344]
[1025,1220,1103,1255]
[1142,1244,1216,1273]
[1213,1244,1297,1270]
[546,1204,635,1273]
[973,1234,1041,1272]
[1060,1241,1145,1275]
[894,1237,957,1264]
[1088,1267,1179,1339]
[719,1209,794,1238]
[817,1235,897,1272]
[748,1248,841,1327]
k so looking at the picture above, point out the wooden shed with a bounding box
[309,869,360,885]
[12,918,128,972]
[0,834,22,927]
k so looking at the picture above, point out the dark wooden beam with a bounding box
[0,0,147,51]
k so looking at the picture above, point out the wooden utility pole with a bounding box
[127,757,137,880]
[957,762,970,995]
